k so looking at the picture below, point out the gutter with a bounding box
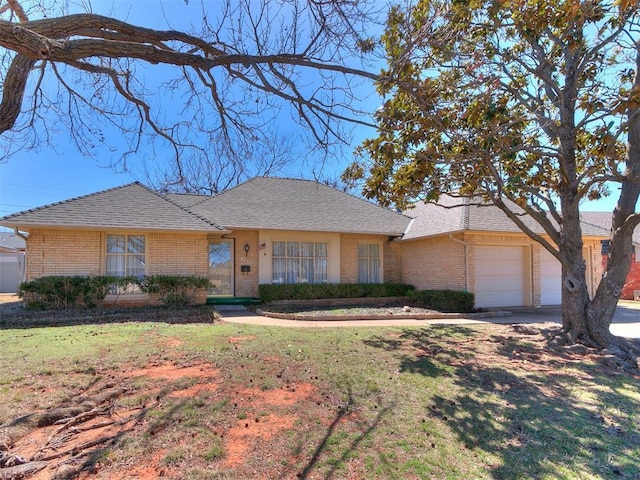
[13,228,28,242]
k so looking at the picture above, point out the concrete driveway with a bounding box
[499,301,640,339]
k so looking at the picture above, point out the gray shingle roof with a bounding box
[0,183,227,232]
[403,195,611,240]
[580,211,639,243]
[0,233,26,251]
[165,192,211,209]
[187,177,411,235]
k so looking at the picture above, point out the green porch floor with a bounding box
[206,296,263,306]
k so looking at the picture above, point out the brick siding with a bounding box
[603,252,640,300]
[622,257,640,300]
[25,229,210,306]
[339,233,399,283]
[401,235,466,291]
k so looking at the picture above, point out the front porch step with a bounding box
[206,296,262,306]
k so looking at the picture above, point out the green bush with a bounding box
[19,276,132,309]
[138,275,210,306]
[407,289,475,313]
[19,275,210,309]
[258,283,414,302]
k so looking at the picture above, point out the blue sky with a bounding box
[0,0,627,220]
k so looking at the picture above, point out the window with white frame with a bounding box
[272,241,327,284]
[357,243,381,283]
[106,234,146,292]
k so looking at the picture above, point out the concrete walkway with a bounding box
[218,301,640,339]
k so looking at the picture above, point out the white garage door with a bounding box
[540,249,562,305]
[475,245,525,308]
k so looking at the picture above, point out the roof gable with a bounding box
[0,183,226,232]
[187,177,411,235]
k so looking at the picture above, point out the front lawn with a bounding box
[0,308,638,479]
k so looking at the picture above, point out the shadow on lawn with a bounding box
[298,383,394,480]
[364,326,640,479]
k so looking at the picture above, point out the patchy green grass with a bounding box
[0,309,638,479]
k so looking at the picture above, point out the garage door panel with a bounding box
[475,246,525,308]
[540,249,562,305]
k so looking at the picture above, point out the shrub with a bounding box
[19,276,131,309]
[407,289,475,313]
[19,275,210,309]
[137,275,210,306]
[258,283,414,302]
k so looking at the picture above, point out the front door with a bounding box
[209,239,234,296]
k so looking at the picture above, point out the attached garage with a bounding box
[474,245,528,308]
[540,249,562,305]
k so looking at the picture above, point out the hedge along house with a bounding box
[400,195,610,308]
[0,177,410,306]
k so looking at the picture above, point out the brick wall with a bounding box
[622,255,640,299]
[25,228,211,306]
[147,232,209,276]
[602,251,640,300]
[25,229,102,278]
[401,235,466,291]
[384,240,403,283]
[339,234,397,283]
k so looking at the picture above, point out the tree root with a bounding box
[0,380,155,479]
[547,327,639,370]
[0,460,49,479]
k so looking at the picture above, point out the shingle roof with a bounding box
[0,183,227,232]
[580,211,640,243]
[403,195,611,240]
[0,232,26,251]
[165,192,211,209]
[187,177,411,235]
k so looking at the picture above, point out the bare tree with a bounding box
[144,129,300,194]
[0,0,382,185]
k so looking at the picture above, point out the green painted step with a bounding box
[206,296,262,306]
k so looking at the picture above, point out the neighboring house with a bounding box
[400,196,609,308]
[0,232,26,293]
[0,178,409,306]
[0,177,628,308]
[580,212,640,300]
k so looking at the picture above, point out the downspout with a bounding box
[449,234,469,292]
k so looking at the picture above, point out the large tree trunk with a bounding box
[577,44,640,367]
[558,186,639,367]
[553,43,640,369]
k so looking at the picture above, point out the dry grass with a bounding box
[0,305,638,479]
